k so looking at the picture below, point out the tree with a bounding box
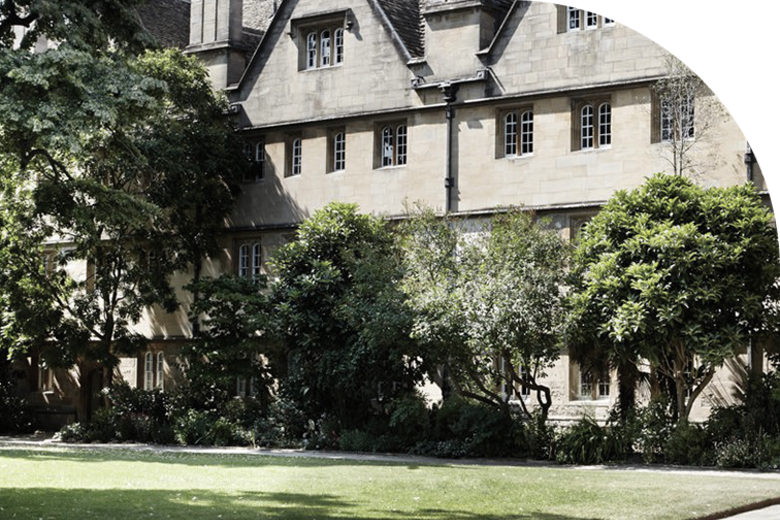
[270,203,426,426]
[1,0,152,53]
[567,174,780,423]
[0,2,245,401]
[183,275,275,409]
[402,207,569,421]
[654,55,726,177]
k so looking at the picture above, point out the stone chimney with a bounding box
[422,0,498,80]
[186,0,246,89]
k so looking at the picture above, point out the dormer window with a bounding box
[295,15,347,71]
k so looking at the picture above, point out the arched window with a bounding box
[585,11,598,29]
[598,103,611,146]
[144,352,153,391]
[320,30,331,67]
[581,105,594,149]
[396,125,407,165]
[252,243,262,279]
[504,112,518,156]
[567,6,580,31]
[334,132,346,171]
[156,352,164,390]
[334,28,344,64]
[291,138,302,175]
[520,110,534,155]
[238,244,249,277]
[306,32,317,69]
[382,126,394,167]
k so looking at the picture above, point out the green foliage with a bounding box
[84,408,117,443]
[271,203,425,426]
[0,378,34,434]
[338,429,377,452]
[568,174,780,423]
[173,409,211,446]
[663,421,711,466]
[0,46,244,369]
[185,275,275,406]
[556,416,625,465]
[55,422,86,443]
[388,392,430,448]
[402,207,569,420]
[412,397,527,458]
[0,0,153,52]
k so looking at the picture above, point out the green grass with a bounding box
[1,447,778,519]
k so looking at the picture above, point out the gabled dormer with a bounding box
[421,0,510,81]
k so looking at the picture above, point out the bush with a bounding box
[174,409,212,445]
[338,429,378,452]
[55,422,86,443]
[388,392,430,448]
[556,416,625,465]
[209,417,251,447]
[634,397,675,463]
[0,380,34,434]
[664,422,711,466]
[84,408,117,443]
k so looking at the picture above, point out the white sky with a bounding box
[563,1,777,197]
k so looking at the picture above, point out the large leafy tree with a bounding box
[0,2,244,379]
[270,203,425,426]
[567,174,780,423]
[402,208,569,421]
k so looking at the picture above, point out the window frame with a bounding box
[242,140,265,183]
[297,20,346,71]
[144,352,154,391]
[660,94,695,143]
[572,97,613,152]
[567,6,581,31]
[598,102,612,147]
[375,121,408,169]
[285,135,303,177]
[559,6,614,33]
[500,107,534,158]
[328,128,347,173]
[585,11,598,30]
[156,352,165,390]
[236,239,262,280]
[572,363,611,402]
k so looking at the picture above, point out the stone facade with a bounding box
[16,0,769,426]
[183,0,767,423]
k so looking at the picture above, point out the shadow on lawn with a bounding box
[0,446,487,471]
[0,488,601,520]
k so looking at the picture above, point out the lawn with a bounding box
[1,447,779,520]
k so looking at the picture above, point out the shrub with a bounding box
[84,408,117,443]
[388,392,430,448]
[0,380,34,434]
[174,409,212,445]
[664,421,711,466]
[209,417,251,447]
[634,397,675,463]
[55,422,86,443]
[556,416,625,465]
[338,429,378,452]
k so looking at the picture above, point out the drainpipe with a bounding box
[441,83,459,213]
[744,142,755,183]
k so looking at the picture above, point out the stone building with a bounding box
[183,0,768,422]
[17,0,770,426]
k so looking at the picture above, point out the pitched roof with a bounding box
[136,0,191,49]
[376,0,424,58]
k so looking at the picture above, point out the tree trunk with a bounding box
[616,359,639,423]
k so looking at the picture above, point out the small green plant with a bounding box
[55,422,86,443]
[556,415,625,465]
